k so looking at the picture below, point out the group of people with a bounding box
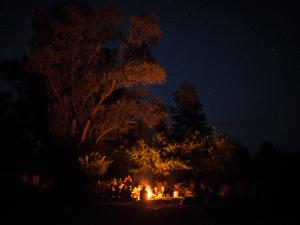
[110,176,133,199]
[110,176,172,201]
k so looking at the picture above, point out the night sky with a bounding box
[1,0,299,153]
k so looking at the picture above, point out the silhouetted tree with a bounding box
[0,59,46,172]
[225,140,250,181]
[169,82,211,141]
[252,141,300,211]
[27,2,167,164]
[177,132,235,187]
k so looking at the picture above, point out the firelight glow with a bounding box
[146,185,153,200]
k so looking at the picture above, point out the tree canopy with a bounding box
[170,83,211,141]
[26,2,239,185]
[27,2,167,153]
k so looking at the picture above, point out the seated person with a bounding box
[139,186,148,201]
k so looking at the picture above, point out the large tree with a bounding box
[27,2,167,156]
[169,82,211,141]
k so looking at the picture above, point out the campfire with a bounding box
[105,176,192,202]
[131,184,183,201]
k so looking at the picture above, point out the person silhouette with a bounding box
[139,186,148,201]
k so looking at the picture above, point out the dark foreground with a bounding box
[1,199,298,225]
[0,176,298,225]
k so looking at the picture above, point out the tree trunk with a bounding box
[80,120,91,144]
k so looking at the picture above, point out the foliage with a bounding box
[169,83,211,140]
[128,139,191,177]
[195,135,235,181]
[178,132,235,181]
[127,130,236,185]
[165,81,236,184]
[79,152,112,177]
[27,2,167,150]
[26,2,238,186]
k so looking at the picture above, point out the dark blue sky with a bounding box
[1,0,299,153]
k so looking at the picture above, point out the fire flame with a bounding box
[131,184,183,201]
[146,185,153,200]
[147,191,152,200]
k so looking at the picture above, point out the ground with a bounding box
[1,199,298,225]
[0,177,297,225]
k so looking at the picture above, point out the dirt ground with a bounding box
[1,200,298,225]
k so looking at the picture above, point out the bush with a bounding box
[79,152,112,177]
